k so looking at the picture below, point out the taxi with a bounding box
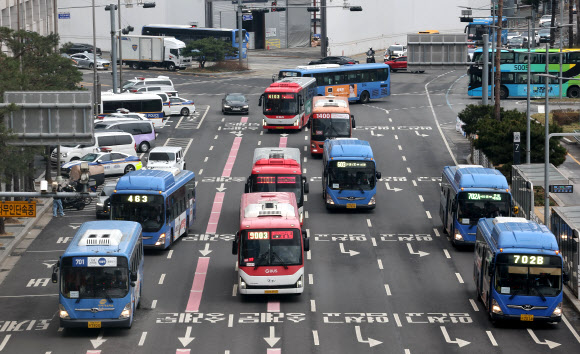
[167,96,195,116]
[61,149,142,177]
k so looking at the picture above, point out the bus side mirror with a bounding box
[258,95,263,107]
[272,74,277,82]
[563,271,569,284]
[512,205,519,215]
[452,201,457,212]
[244,178,251,193]
[376,171,381,180]
[302,230,310,252]
[51,261,60,283]
[351,115,356,128]
[302,176,309,194]
[488,265,494,277]
[232,231,239,255]
[130,272,138,282]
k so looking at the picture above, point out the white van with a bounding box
[144,146,185,171]
[121,76,175,93]
[51,131,136,164]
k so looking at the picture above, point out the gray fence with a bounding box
[512,165,538,223]
[551,207,580,298]
[471,146,494,169]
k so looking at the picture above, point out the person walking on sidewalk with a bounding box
[52,183,65,217]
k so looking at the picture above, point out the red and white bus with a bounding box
[259,77,317,130]
[232,192,309,295]
[245,147,309,224]
[310,95,355,155]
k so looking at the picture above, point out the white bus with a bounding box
[100,93,164,127]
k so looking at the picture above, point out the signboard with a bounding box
[266,28,277,38]
[550,185,574,193]
[58,13,70,19]
[407,33,469,71]
[243,14,253,21]
[0,201,36,218]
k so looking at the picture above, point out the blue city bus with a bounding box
[276,63,391,104]
[468,48,580,99]
[142,24,247,59]
[465,17,508,47]
[474,217,566,323]
[440,165,514,246]
[110,169,196,249]
[52,221,144,328]
[322,138,381,209]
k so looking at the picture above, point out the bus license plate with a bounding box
[520,314,533,321]
[88,321,101,328]
[265,290,278,294]
[275,127,284,129]
[346,203,356,209]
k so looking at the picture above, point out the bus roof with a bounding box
[444,165,509,190]
[115,169,194,192]
[478,217,559,252]
[265,77,316,93]
[101,92,162,102]
[280,63,388,75]
[253,147,300,166]
[313,95,349,109]
[240,192,301,230]
[470,17,507,25]
[325,139,374,160]
[63,221,142,258]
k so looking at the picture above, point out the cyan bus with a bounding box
[474,217,567,323]
[110,169,196,249]
[52,221,144,328]
[322,138,381,209]
[440,165,514,246]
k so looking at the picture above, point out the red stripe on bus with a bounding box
[185,257,210,312]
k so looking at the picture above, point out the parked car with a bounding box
[96,181,117,219]
[133,85,178,97]
[384,44,407,60]
[308,56,359,65]
[65,43,102,55]
[538,28,551,43]
[168,96,195,116]
[51,131,136,164]
[61,150,141,177]
[507,36,525,49]
[222,93,249,114]
[70,52,110,70]
[521,32,540,47]
[507,32,520,41]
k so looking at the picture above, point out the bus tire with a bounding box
[499,86,508,100]
[567,86,580,98]
[130,62,140,70]
[359,91,370,104]
[391,69,397,73]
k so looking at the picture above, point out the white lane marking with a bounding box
[258,140,261,145]
[310,299,316,312]
[425,71,458,165]
[232,284,238,297]
[260,131,263,135]
[308,274,313,285]
[204,157,208,162]
[304,146,307,151]
[419,195,424,202]
[303,168,307,173]
[307,250,311,260]
[313,330,320,346]
[235,261,238,272]
[377,259,383,269]
[218,126,222,131]
[0,335,10,351]
[563,314,580,343]
[198,169,203,175]
[433,228,440,237]
[221,118,225,122]
[398,145,402,150]
[167,250,173,259]
[426,211,432,219]
[371,238,377,247]
[384,284,392,296]
[304,157,307,163]
[151,300,157,309]
[455,273,464,284]
[195,105,210,129]
[209,146,214,151]
[402,156,406,161]
[214,135,218,140]
[304,195,308,202]
[158,274,165,285]
[443,249,451,259]
[486,331,498,346]
[393,313,402,327]
[404,350,411,354]
[175,115,185,128]
[469,299,479,312]
[407,167,412,173]
[138,332,147,346]
[366,219,372,227]
[389,118,393,122]
[183,138,194,157]
[412,180,417,186]
[228,314,234,328]
[305,211,309,219]
[395,135,399,140]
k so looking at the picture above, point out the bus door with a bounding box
[481,247,494,307]
[446,191,456,234]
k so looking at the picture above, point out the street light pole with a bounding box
[321,0,327,57]
[237,0,243,67]
[544,43,550,224]
[482,34,489,105]
[92,0,98,112]
[109,4,118,94]
[118,0,123,89]
[526,17,531,163]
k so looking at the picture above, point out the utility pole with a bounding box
[321,0,327,56]
[118,0,123,89]
[494,0,504,121]
[108,4,118,94]
[238,0,244,67]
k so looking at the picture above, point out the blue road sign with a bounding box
[243,14,253,21]
[58,13,70,19]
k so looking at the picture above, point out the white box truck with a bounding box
[120,35,191,71]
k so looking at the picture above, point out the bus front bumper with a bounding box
[60,317,131,328]
[326,202,376,210]
[263,118,301,130]
[490,313,562,323]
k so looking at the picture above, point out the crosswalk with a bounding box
[173,105,207,129]
[164,138,194,156]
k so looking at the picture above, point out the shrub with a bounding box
[552,109,579,126]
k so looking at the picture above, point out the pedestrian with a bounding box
[52,184,65,217]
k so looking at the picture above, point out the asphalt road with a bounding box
[0,61,579,353]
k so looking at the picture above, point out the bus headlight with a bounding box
[296,275,303,288]
[155,233,166,246]
[119,303,132,319]
[326,194,334,205]
[293,120,299,126]
[239,277,246,289]
[454,231,463,241]
[368,196,376,205]
[491,299,503,314]
[59,304,70,319]
[552,302,562,317]
[262,119,266,127]
[96,202,104,207]
[300,211,304,224]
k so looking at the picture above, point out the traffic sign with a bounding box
[58,13,70,19]
[0,201,36,218]
[549,185,573,193]
[243,14,253,21]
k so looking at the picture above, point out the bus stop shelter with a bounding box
[551,206,580,300]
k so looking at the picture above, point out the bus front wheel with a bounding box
[567,86,580,98]
[499,86,508,100]
[359,91,370,104]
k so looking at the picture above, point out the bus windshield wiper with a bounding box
[99,287,113,303]
[270,251,288,269]
[254,252,270,270]
[531,286,546,302]
[509,289,520,300]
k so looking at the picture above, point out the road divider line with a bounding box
[486,331,498,346]
[426,71,458,165]
[455,273,464,284]
[209,146,214,151]
[366,219,372,227]
[371,238,377,247]
[426,211,432,219]
[443,249,451,259]
[307,250,311,260]
[418,195,424,202]
[313,330,320,345]
[151,300,157,309]
[412,180,417,186]
[195,105,210,129]
[185,257,210,312]
[222,137,242,177]
[258,140,261,145]
[384,284,391,296]
[377,259,383,269]
[158,274,165,285]
[214,135,218,140]
[138,332,147,346]
[407,167,412,173]
[228,314,234,328]
[398,145,402,151]
[204,157,208,162]
[562,315,580,343]
[305,211,309,219]
[304,135,308,140]
[267,301,280,312]
[433,228,440,237]
[167,250,173,259]
[198,169,203,175]
[402,156,406,161]
[218,126,222,131]
[395,135,398,140]
[206,192,225,234]
[308,274,313,285]
[404,350,411,354]
[469,299,479,312]
[232,284,238,297]
[310,300,316,312]
[393,313,402,327]
[304,195,308,202]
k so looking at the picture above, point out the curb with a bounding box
[563,286,580,314]
[0,199,52,266]
[178,69,256,77]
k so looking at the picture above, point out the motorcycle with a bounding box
[61,182,90,210]
[366,48,376,63]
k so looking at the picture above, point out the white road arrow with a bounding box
[230,131,243,137]
[280,133,289,137]
[199,243,212,256]
[264,326,281,347]
[178,326,195,347]
[407,243,429,257]
[90,329,107,349]
[216,183,227,192]
[527,328,560,349]
[68,224,82,230]
[371,131,384,137]
[42,262,57,269]
[355,326,382,347]
[385,182,402,192]
[415,131,429,137]
[440,326,470,348]
[339,243,360,256]
[0,335,11,352]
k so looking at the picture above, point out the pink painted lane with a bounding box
[267,349,281,354]
[279,137,287,148]
[176,350,190,354]
[241,116,248,123]
[86,351,101,354]
[267,301,280,312]
[222,137,242,177]
[185,257,210,312]
[205,192,225,234]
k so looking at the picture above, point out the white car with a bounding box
[145,146,185,171]
[168,96,195,116]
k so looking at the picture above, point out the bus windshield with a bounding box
[457,192,510,224]
[264,93,298,115]
[60,257,129,299]
[240,229,302,267]
[111,194,164,232]
[251,175,302,205]
[312,118,351,141]
[328,160,376,190]
[467,24,488,41]
[495,254,562,297]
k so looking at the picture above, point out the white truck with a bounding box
[120,35,191,71]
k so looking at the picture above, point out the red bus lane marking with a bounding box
[176,350,191,354]
[267,301,281,312]
[279,137,287,148]
[185,257,210,312]
[222,137,242,177]
[267,349,281,354]
[241,116,248,123]
[206,192,225,234]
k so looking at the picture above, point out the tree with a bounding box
[181,37,238,68]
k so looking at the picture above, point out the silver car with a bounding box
[70,52,110,70]
[96,182,117,219]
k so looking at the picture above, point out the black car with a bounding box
[66,43,102,55]
[507,36,525,49]
[222,93,249,114]
[538,29,551,43]
[96,182,116,219]
[308,56,359,65]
